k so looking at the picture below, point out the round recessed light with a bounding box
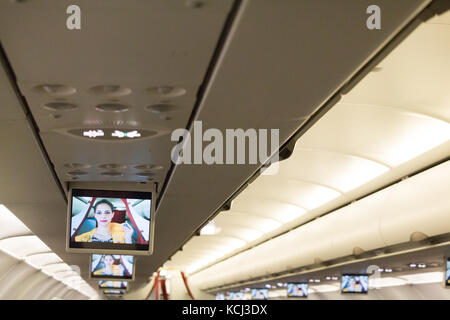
[136,172,155,177]
[67,170,88,176]
[89,85,132,97]
[64,163,91,170]
[33,84,77,97]
[146,86,186,98]
[99,163,127,170]
[94,103,129,113]
[146,103,177,114]
[135,164,163,171]
[43,102,78,112]
[101,171,124,177]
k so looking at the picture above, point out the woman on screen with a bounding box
[94,255,125,276]
[342,276,368,293]
[75,199,134,243]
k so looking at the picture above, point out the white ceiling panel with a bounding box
[298,104,449,167]
[0,205,31,240]
[25,253,63,269]
[166,4,450,278]
[0,235,50,258]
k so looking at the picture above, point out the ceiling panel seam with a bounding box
[156,0,243,209]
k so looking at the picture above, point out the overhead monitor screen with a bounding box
[446,258,450,287]
[104,289,124,295]
[99,280,128,290]
[215,293,225,300]
[67,188,153,254]
[251,288,269,300]
[91,254,135,280]
[341,274,369,293]
[286,282,308,298]
[227,292,244,300]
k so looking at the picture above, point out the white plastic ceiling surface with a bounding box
[0,0,436,295]
[144,0,434,290]
[166,10,450,278]
[188,160,450,290]
[0,205,96,299]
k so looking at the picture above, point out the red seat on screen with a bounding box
[112,210,126,223]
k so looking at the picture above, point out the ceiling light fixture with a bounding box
[146,103,177,114]
[83,130,104,138]
[146,86,186,98]
[33,84,77,96]
[94,103,129,113]
[89,85,131,97]
[43,102,78,112]
[112,130,141,138]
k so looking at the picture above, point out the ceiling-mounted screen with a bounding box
[99,280,128,290]
[286,282,308,298]
[445,258,450,287]
[90,254,135,281]
[251,288,268,300]
[66,188,154,255]
[215,293,225,300]
[227,291,245,300]
[103,289,125,295]
[341,274,369,293]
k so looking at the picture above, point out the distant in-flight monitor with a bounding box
[215,293,225,300]
[251,288,269,300]
[98,280,128,290]
[286,282,308,298]
[341,274,369,293]
[445,258,450,287]
[227,291,244,300]
[66,187,155,255]
[103,289,124,295]
[90,254,135,281]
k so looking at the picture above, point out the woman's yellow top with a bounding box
[93,265,121,276]
[75,222,126,243]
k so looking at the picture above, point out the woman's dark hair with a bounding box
[93,199,114,213]
[102,254,115,261]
